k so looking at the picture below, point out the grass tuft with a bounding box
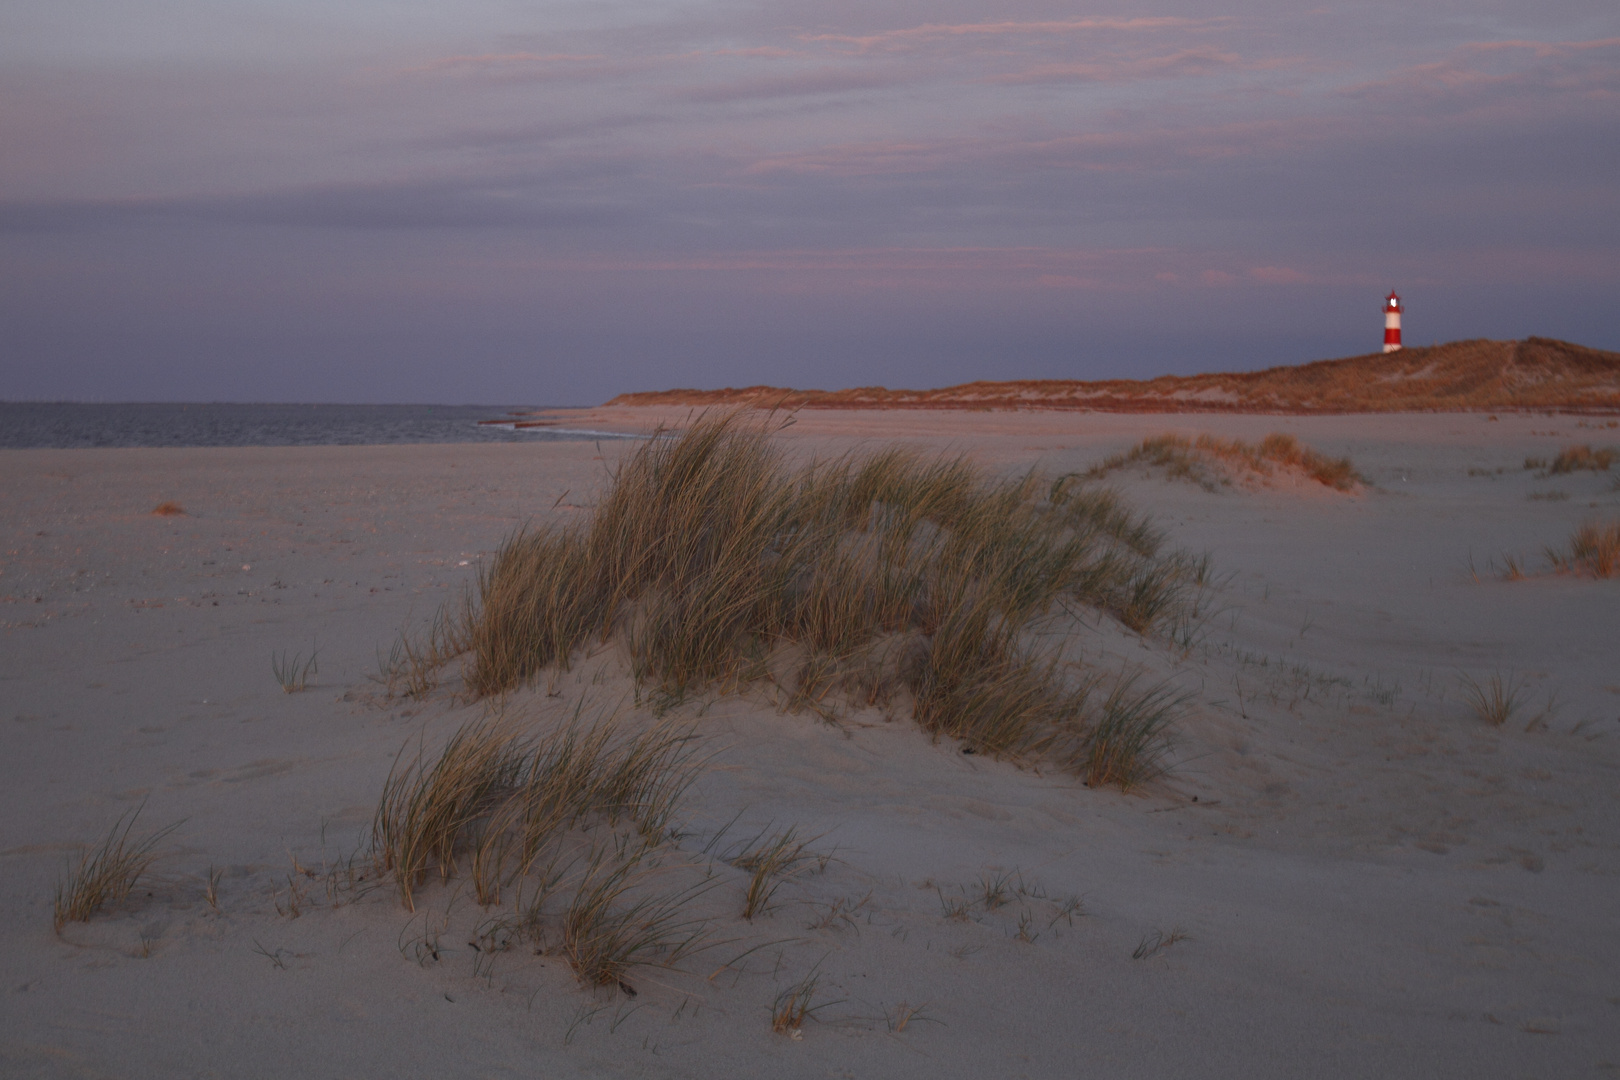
[1087,432,1362,492]
[272,649,318,693]
[1547,520,1620,578]
[1457,670,1531,727]
[369,708,700,911]
[53,805,181,933]
[1076,674,1182,791]
[1547,444,1615,474]
[559,841,713,991]
[772,960,841,1035]
[729,826,820,920]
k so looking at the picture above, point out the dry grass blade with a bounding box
[54,804,182,933]
[1457,670,1531,727]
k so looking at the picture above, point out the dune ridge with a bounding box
[601,337,1620,414]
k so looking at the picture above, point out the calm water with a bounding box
[0,403,635,449]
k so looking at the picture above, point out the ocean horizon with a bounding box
[0,402,635,449]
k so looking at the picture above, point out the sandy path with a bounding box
[2,414,1617,1078]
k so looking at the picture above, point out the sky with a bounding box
[1,0,1616,405]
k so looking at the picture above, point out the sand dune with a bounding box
[596,337,1620,414]
[3,411,1618,1078]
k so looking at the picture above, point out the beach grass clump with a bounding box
[1088,433,1361,492]
[1546,520,1620,578]
[1087,434,1224,491]
[1072,674,1182,791]
[1457,671,1531,727]
[1547,444,1615,475]
[271,649,318,693]
[370,709,700,911]
[454,412,1205,786]
[560,842,713,990]
[368,706,717,990]
[53,805,180,933]
[727,826,822,921]
[376,603,473,699]
[772,962,840,1035]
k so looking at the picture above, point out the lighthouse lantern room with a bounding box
[1383,290,1404,353]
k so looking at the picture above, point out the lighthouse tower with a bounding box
[1383,290,1404,353]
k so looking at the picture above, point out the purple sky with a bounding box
[2,1,1616,404]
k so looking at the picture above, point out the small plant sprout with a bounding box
[53,804,181,933]
[1457,670,1532,727]
[1050,895,1086,928]
[807,892,870,933]
[272,648,318,693]
[732,826,822,920]
[977,870,1015,911]
[252,939,288,970]
[885,1001,937,1033]
[203,864,223,911]
[1132,927,1189,960]
[772,959,841,1037]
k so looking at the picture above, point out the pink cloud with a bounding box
[405,52,607,75]
[1342,37,1620,110]
[676,67,903,103]
[1250,266,1311,284]
[986,47,1248,85]
[712,47,799,59]
[801,18,1214,54]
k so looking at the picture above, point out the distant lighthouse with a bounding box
[1383,290,1404,353]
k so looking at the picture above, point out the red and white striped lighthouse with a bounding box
[1383,289,1404,353]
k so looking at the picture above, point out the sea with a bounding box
[0,403,637,450]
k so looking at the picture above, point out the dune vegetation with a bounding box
[406,413,1208,787]
[360,413,1214,992]
[1085,432,1361,492]
[467,414,1206,779]
[598,337,1620,414]
[1548,520,1620,578]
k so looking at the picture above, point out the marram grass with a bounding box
[450,413,1206,786]
[54,804,181,933]
[1088,432,1362,492]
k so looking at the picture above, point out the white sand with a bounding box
[2,412,1617,1078]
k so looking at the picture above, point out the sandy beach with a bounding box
[3,410,1618,1078]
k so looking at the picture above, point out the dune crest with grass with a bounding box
[595,337,1620,414]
